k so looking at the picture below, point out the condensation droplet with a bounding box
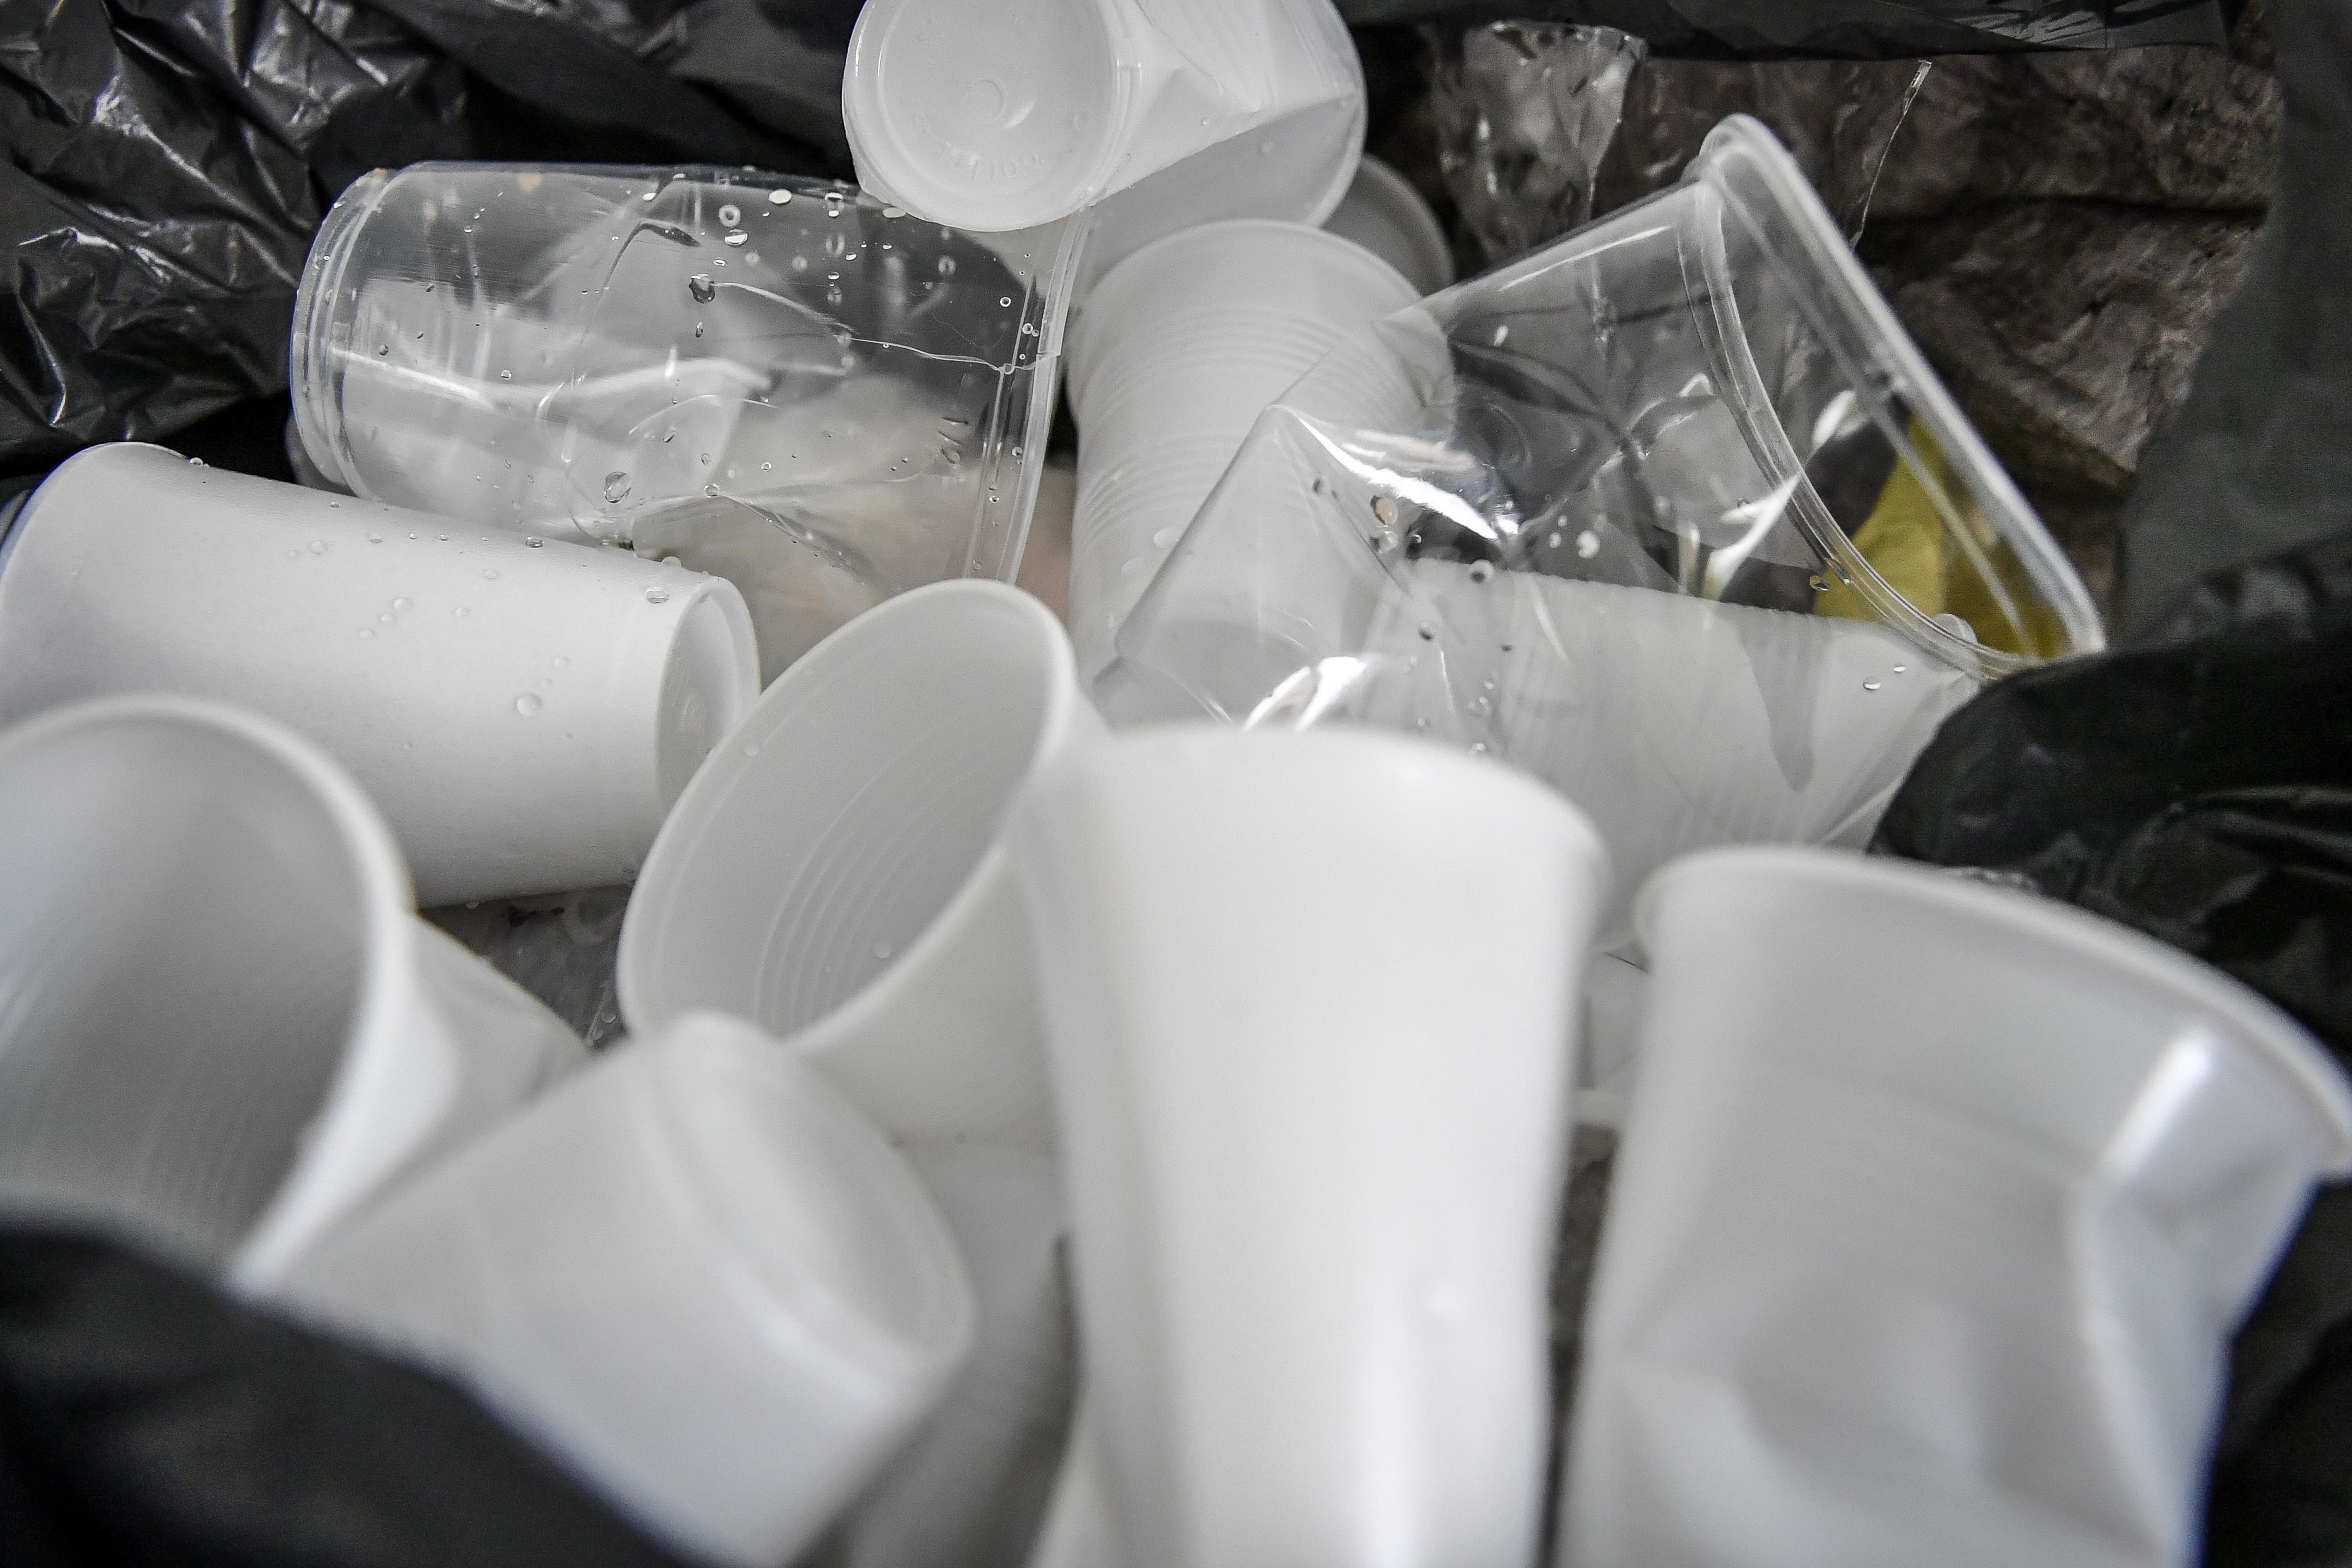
[603,472,631,503]
[1576,530,1601,559]
[1468,560,1494,584]
[452,606,470,618]
[873,941,894,961]
[999,295,1012,307]
[1371,496,1396,525]
[525,536,543,547]
[483,568,499,580]
[688,274,716,303]
[767,188,791,205]
[1862,679,1883,692]
[644,587,670,604]
[309,540,328,555]
[1492,324,1510,346]
[358,628,374,640]
[391,596,412,611]
[1418,623,1435,641]
[937,256,956,276]
[717,203,741,226]
[723,230,748,247]
[516,694,543,716]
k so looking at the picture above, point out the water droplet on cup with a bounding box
[767,188,791,205]
[368,532,383,543]
[873,941,894,961]
[1371,496,1395,525]
[937,256,955,276]
[309,540,328,554]
[452,606,470,618]
[483,568,499,580]
[377,343,389,355]
[1862,679,1883,692]
[723,229,748,247]
[391,596,412,611]
[717,203,741,227]
[1418,623,1435,641]
[688,274,716,304]
[645,587,670,605]
[498,370,512,380]
[1468,560,1494,584]
[525,536,542,547]
[516,694,543,716]
[694,321,705,337]
[358,628,374,640]
[1492,324,1510,346]
[703,483,720,497]
[1576,530,1601,559]
[604,472,632,503]
[1000,296,1012,307]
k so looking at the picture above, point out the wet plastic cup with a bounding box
[0,444,758,906]
[1323,153,1454,297]
[276,1010,975,1568]
[1009,727,1611,1568]
[0,696,584,1288]
[1562,849,2352,1568]
[829,1145,1075,1568]
[1064,221,1414,675]
[617,580,1100,1152]
[291,162,1084,676]
[844,0,1363,251]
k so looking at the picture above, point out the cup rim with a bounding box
[1685,116,2104,676]
[1635,846,2352,1165]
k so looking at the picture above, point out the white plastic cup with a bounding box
[1562,848,2352,1568]
[0,444,757,906]
[1323,153,1455,297]
[0,696,585,1288]
[1008,727,1611,1568]
[845,0,1363,245]
[275,1011,975,1568]
[617,579,1100,1151]
[827,1145,1075,1568]
[1064,221,1415,677]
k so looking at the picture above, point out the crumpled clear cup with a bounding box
[291,163,1085,680]
[1103,114,2103,941]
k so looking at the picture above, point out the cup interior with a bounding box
[622,584,1067,1039]
[0,709,375,1267]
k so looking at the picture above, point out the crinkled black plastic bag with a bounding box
[0,1227,691,1568]
[1342,0,2230,54]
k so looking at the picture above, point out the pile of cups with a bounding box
[0,6,2347,1568]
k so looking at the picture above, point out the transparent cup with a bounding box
[291,163,1085,680]
[844,0,1363,250]
[0,697,584,1288]
[1563,849,2352,1568]
[1104,115,2103,941]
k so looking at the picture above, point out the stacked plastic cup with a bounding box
[290,163,1084,680]
[1562,849,2352,1568]
[277,1011,975,1568]
[0,697,583,1288]
[0,444,758,906]
[845,0,1363,284]
[1323,154,1455,297]
[1063,221,1417,676]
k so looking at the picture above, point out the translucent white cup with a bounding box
[1063,221,1415,676]
[1009,727,1611,1568]
[826,1145,1075,1568]
[291,162,1084,675]
[617,580,1100,1152]
[1323,153,1455,297]
[276,1011,975,1568]
[844,0,1363,249]
[0,696,584,1288]
[0,444,757,905]
[1562,848,2352,1568]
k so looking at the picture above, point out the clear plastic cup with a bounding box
[1008,727,1610,1568]
[0,696,585,1287]
[276,1011,976,1568]
[844,0,1363,248]
[1563,848,2352,1568]
[0,444,757,906]
[1104,116,2103,939]
[291,163,1085,678]
[617,580,1101,1152]
[1323,153,1454,298]
[1065,221,1414,675]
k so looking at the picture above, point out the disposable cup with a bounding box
[275,1011,975,1568]
[826,1145,1075,1568]
[1063,221,1414,675]
[617,580,1101,1151]
[0,444,757,906]
[1323,153,1454,297]
[844,0,1362,244]
[290,162,1083,666]
[1365,559,1979,947]
[1107,113,2102,762]
[1562,849,2352,1568]
[0,696,584,1288]
[1008,727,1610,1568]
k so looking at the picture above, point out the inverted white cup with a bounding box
[1563,848,2352,1568]
[276,1010,974,1568]
[0,444,757,906]
[618,579,1099,1151]
[1323,153,1455,297]
[1064,221,1415,677]
[1009,727,1611,1568]
[826,1144,1075,1568]
[845,0,1363,244]
[0,696,584,1288]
